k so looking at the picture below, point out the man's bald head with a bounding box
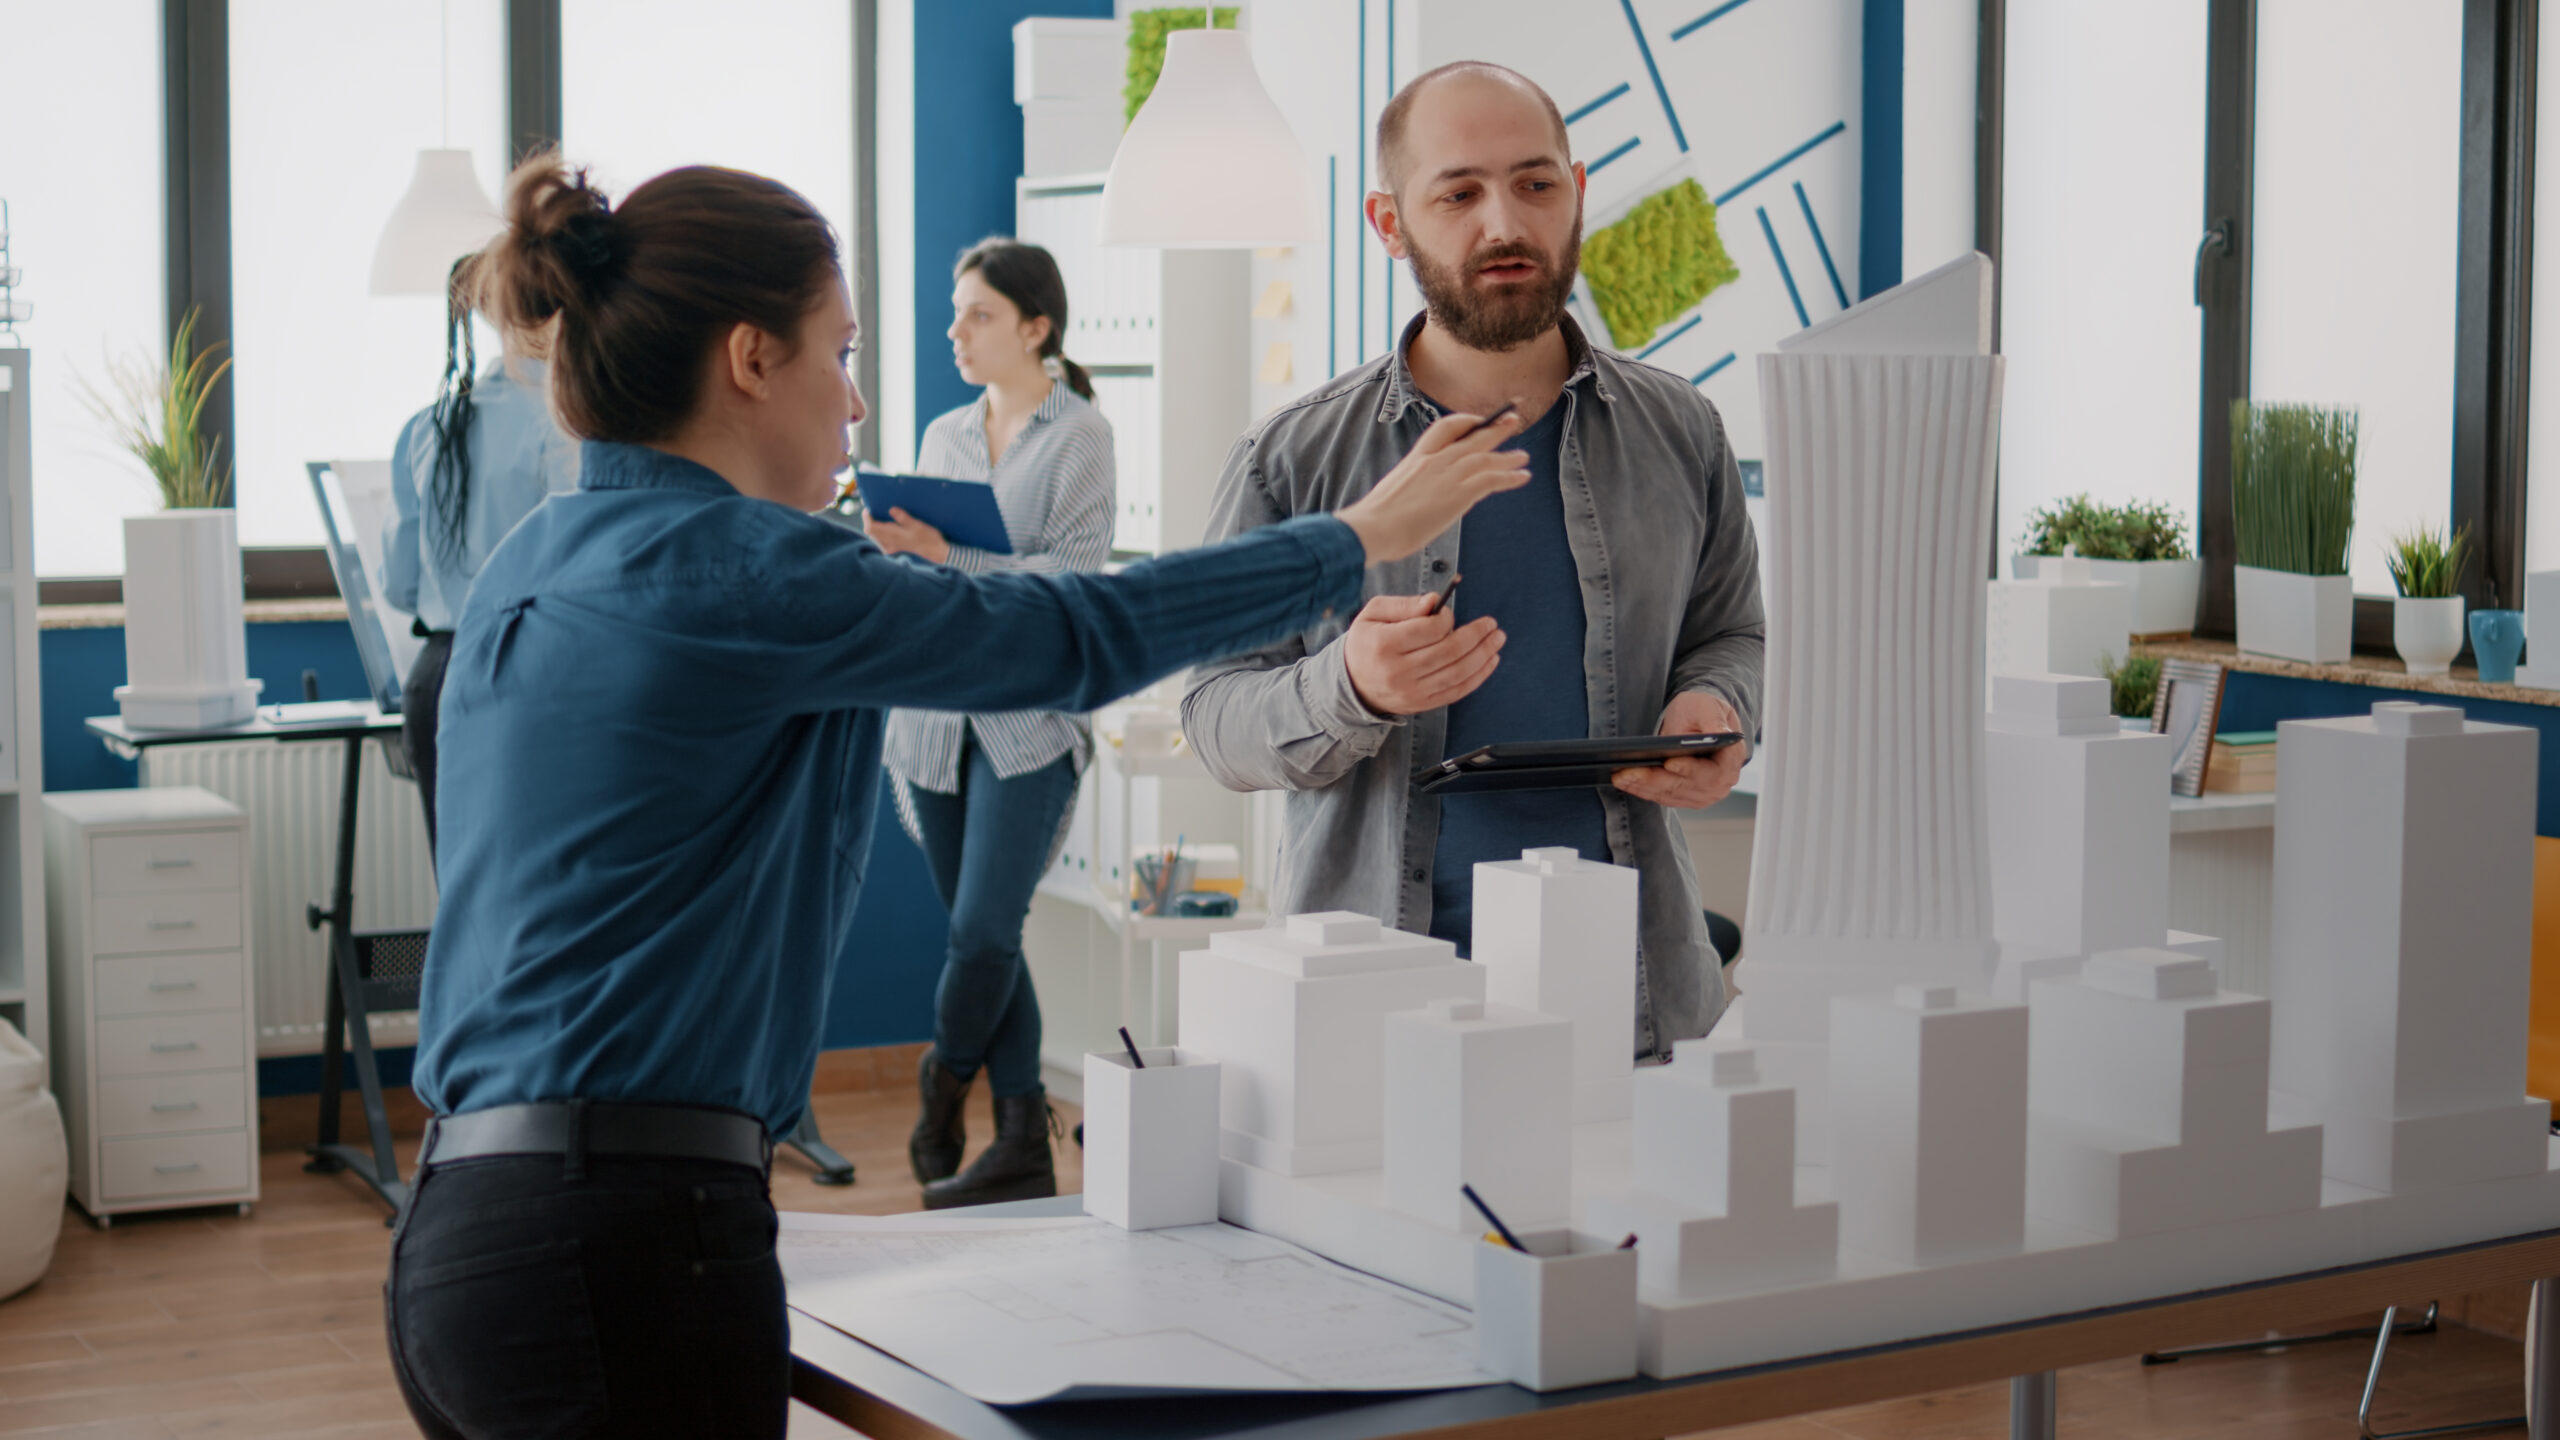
[1376,62,1571,201]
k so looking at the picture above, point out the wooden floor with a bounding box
[0,1079,2533,1439]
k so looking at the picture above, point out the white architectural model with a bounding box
[2269,702,2548,1192]
[1987,674,2171,958]
[1083,1046,1222,1232]
[1178,912,1483,1175]
[1987,558,2133,681]
[2515,567,2560,689]
[1383,998,1573,1232]
[1586,1041,1837,1298]
[2026,950,2321,1238]
[1733,256,2004,1115]
[1471,848,1638,1121]
[1831,984,2028,1265]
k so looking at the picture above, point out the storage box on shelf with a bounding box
[44,787,258,1224]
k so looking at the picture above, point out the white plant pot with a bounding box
[2012,555,2200,637]
[2234,565,2353,665]
[117,511,262,730]
[2392,595,2466,677]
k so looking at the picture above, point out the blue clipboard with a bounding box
[853,467,1014,554]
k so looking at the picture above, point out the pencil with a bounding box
[1119,1026,1146,1069]
[1462,1183,1526,1252]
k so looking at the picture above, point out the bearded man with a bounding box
[1183,61,1766,1057]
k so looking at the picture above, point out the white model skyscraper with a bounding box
[1731,254,2004,1142]
[1471,848,1638,1121]
[1986,673,2171,962]
[2268,702,2548,1193]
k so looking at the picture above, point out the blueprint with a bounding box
[777,1211,1495,1404]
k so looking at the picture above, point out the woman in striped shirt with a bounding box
[871,238,1113,1208]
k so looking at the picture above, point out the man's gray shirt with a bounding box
[1182,314,1765,1056]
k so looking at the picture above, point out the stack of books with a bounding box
[2205,730,2279,793]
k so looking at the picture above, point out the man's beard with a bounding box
[1405,218,1583,353]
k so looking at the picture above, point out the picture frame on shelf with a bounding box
[2152,659,2228,798]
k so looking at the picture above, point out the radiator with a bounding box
[139,737,439,1054]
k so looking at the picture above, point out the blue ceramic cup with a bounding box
[2471,608,2525,683]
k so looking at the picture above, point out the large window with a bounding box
[2248,0,2464,595]
[561,0,855,276]
[1997,0,2210,563]
[2529,0,2560,575]
[0,2,166,577]
[228,0,508,553]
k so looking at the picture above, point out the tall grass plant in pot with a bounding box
[2231,402,2357,664]
[2386,524,2468,677]
[2013,495,2201,636]
[81,310,262,729]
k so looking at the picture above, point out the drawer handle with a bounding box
[147,919,198,931]
[147,1040,199,1054]
[147,979,199,993]
[147,858,197,870]
[149,1100,201,1113]
[153,1161,201,1175]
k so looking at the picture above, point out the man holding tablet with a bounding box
[1184,61,1764,1059]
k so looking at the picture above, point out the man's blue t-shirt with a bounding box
[1427,399,1610,955]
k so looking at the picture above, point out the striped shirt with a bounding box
[882,383,1118,790]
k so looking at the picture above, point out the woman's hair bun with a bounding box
[479,149,617,348]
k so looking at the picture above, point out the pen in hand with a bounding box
[1458,400,1520,441]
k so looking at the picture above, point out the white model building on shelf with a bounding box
[1471,847,1638,1121]
[1177,911,1484,1176]
[2514,568,2560,689]
[1986,557,2133,682]
[2268,702,2549,1193]
[1732,256,2004,1122]
[1987,673,2171,959]
[2026,950,2321,1238]
[1585,1040,1837,1298]
[1382,998,1573,1232]
[1830,983,2028,1265]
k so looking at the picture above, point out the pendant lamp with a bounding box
[368,1,502,295]
[1099,26,1315,248]
[368,149,505,295]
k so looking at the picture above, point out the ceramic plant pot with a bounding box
[2234,565,2352,665]
[117,510,262,729]
[2392,596,2466,677]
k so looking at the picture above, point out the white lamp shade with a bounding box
[1099,29,1315,248]
[369,149,505,296]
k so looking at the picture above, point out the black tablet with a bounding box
[1413,732,1744,795]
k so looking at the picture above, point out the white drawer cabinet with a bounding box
[47,789,257,1224]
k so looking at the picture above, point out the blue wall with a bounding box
[2219,671,2560,838]
[907,0,1116,441]
[42,622,952,1094]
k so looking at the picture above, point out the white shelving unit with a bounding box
[0,352,50,1064]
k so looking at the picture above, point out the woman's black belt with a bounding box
[419,1100,771,1173]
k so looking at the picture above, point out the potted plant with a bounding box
[2386,523,2468,677]
[2100,650,2163,731]
[2231,401,2357,664]
[2013,495,2201,637]
[81,309,262,729]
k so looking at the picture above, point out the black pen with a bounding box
[1463,1183,1526,1252]
[1119,1026,1146,1069]
[1459,400,1519,440]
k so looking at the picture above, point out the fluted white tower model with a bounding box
[1735,254,2005,1065]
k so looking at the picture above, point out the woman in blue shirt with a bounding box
[871,239,1113,1210]
[383,254,579,846]
[388,152,1526,1440]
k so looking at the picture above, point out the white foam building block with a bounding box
[2269,703,2548,1193]
[1734,347,2003,1064]
[1586,1041,1838,1298]
[1177,912,1484,1177]
[2516,568,2560,689]
[1987,673,2172,959]
[1987,563,2133,681]
[2025,952,2321,1238]
[1383,999,1573,1232]
[1471,848,1639,1122]
[1830,985,2029,1265]
[1082,1047,1222,1231]
[1990,944,2082,1006]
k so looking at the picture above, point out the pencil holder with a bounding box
[1471,1227,1639,1391]
[1081,1048,1221,1231]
